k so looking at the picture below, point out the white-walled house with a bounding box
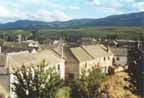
[22,40,39,48]
[110,47,128,66]
[69,45,114,79]
[7,50,65,82]
[0,49,65,98]
[81,45,113,73]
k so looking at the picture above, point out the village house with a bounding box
[51,45,79,79]
[0,41,129,97]
[22,40,39,48]
[1,41,39,53]
[77,37,97,45]
[69,44,114,79]
[110,47,128,66]
[0,49,65,98]
[106,47,128,73]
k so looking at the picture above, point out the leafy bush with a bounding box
[55,87,71,98]
[12,62,63,98]
[68,68,106,98]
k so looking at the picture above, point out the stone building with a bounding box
[0,49,65,98]
[110,47,128,66]
[69,44,114,79]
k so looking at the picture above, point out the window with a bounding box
[104,57,106,61]
[58,64,60,70]
[68,73,74,79]
[113,58,115,64]
[117,57,120,61]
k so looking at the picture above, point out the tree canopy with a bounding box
[12,62,63,98]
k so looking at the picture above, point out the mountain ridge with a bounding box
[0,11,144,29]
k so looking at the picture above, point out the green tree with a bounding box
[0,39,5,45]
[55,87,71,98]
[12,62,63,98]
[69,67,106,98]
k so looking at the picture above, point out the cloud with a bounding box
[0,0,74,23]
[16,0,40,4]
[134,2,144,11]
[52,11,72,21]
[134,0,144,2]
[46,2,67,10]
[119,0,134,3]
[0,6,11,17]
[88,0,144,13]
[89,0,101,6]
[36,10,72,21]
[0,5,72,23]
[0,0,143,23]
[0,6,30,22]
[69,6,80,10]
[88,0,122,12]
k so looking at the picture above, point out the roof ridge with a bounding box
[81,45,95,59]
[49,49,62,59]
[70,47,93,62]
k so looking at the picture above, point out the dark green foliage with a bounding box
[55,87,71,98]
[29,27,144,43]
[0,30,32,41]
[0,27,144,43]
[68,68,106,98]
[0,39,5,45]
[12,62,63,98]
[128,47,143,96]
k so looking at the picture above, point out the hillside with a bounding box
[0,11,143,29]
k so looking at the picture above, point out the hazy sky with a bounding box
[0,0,143,23]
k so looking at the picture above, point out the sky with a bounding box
[0,0,143,23]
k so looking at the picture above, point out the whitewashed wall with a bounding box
[113,56,127,65]
[58,61,65,79]
[79,55,114,75]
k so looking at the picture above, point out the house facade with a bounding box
[110,47,128,66]
[69,45,114,79]
[0,49,65,98]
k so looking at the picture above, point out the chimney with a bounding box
[107,45,110,53]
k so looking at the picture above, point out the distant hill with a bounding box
[0,11,143,29]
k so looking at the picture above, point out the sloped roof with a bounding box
[70,47,93,62]
[51,47,66,59]
[110,47,128,56]
[7,50,63,73]
[33,50,63,65]
[7,51,37,69]
[82,45,113,58]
